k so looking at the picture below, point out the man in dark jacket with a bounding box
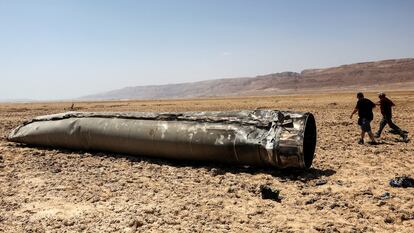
[350,92,377,145]
[375,93,408,142]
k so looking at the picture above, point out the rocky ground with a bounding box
[0,92,413,232]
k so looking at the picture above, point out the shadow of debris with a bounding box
[102,153,337,182]
[11,143,335,181]
[271,167,336,182]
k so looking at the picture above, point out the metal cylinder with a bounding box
[8,110,317,169]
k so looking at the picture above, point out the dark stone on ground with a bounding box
[389,176,414,188]
[315,179,328,186]
[379,192,391,200]
[260,185,281,202]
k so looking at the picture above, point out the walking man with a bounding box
[350,92,377,145]
[375,92,408,142]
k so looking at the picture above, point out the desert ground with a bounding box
[0,92,413,232]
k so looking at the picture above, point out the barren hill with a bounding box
[82,58,414,100]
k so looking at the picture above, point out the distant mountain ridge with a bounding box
[82,58,414,100]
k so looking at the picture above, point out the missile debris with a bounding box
[8,110,317,169]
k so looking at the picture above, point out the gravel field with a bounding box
[1,92,413,232]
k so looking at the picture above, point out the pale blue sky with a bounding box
[1,0,413,100]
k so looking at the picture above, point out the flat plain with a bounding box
[0,92,413,232]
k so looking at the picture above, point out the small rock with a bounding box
[329,202,339,209]
[63,219,75,226]
[128,220,135,227]
[384,216,394,224]
[143,206,156,214]
[52,167,62,173]
[315,204,324,210]
[227,186,237,193]
[362,189,373,196]
[313,225,324,231]
[305,198,318,205]
[400,212,414,221]
[379,192,391,200]
[377,201,386,207]
[89,196,100,203]
[128,219,144,228]
[335,180,344,186]
[315,179,328,186]
[259,185,281,202]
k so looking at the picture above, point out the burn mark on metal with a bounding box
[8,109,317,169]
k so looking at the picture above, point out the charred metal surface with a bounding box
[8,110,317,169]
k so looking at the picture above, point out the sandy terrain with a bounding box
[1,92,413,232]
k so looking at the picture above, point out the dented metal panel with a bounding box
[7,110,317,169]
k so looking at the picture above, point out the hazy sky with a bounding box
[1,0,414,100]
